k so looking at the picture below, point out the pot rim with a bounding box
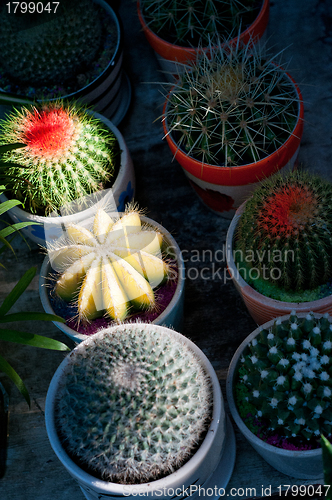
[162,66,304,186]
[45,322,223,493]
[39,215,185,343]
[0,111,128,224]
[226,312,327,457]
[137,0,269,63]
[225,200,332,311]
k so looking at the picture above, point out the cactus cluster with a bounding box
[50,207,171,323]
[236,312,332,441]
[141,0,258,47]
[235,171,332,294]
[164,40,299,166]
[0,100,118,215]
[0,0,102,87]
[55,324,212,483]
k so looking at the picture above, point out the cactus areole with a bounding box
[233,312,332,446]
[53,324,213,484]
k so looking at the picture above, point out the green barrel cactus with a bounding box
[164,40,299,166]
[235,171,332,292]
[141,0,258,47]
[0,100,118,215]
[236,312,332,441]
[55,324,212,483]
[0,0,102,87]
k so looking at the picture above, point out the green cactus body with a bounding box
[141,0,258,47]
[0,0,102,86]
[55,324,212,483]
[235,171,332,293]
[164,41,299,166]
[0,101,118,214]
[236,312,332,442]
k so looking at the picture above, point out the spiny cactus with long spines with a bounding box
[236,312,332,441]
[55,324,212,483]
[0,100,118,215]
[50,206,171,323]
[141,0,258,47]
[0,0,102,86]
[235,171,332,293]
[164,39,299,166]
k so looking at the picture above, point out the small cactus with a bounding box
[141,0,258,47]
[235,171,332,293]
[164,39,300,166]
[0,0,102,87]
[236,312,332,442]
[0,100,118,214]
[55,323,212,483]
[50,207,171,323]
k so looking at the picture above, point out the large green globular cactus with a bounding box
[164,39,299,167]
[141,0,257,46]
[235,171,332,292]
[54,324,212,483]
[236,312,332,441]
[0,100,118,215]
[0,0,102,87]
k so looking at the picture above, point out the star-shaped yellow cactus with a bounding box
[50,208,169,322]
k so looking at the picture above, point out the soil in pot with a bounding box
[47,264,179,336]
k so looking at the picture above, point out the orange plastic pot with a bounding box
[137,0,269,66]
[163,71,304,218]
[226,202,332,325]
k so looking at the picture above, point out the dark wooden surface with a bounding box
[0,0,331,497]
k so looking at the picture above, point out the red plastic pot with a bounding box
[137,0,269,72]
[163,71,304,218]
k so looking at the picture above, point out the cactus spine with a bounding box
[236,312,332,441]
[0,0,102,86]
[55,324,212,483]
[0,101,118,214]
[235,171,332,292]
[141,0,258,46]
[50,207,171,323]
[164,40,299,166]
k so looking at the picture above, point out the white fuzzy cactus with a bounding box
[54,324,213,483]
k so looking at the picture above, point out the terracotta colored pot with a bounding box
[163,70,304,219]
[137,0,269,74]
[226,313,325,479]
[226,202,332,325]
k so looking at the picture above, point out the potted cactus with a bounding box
[226,311,332,479]
[226,170,332,325]
[0,99,135,246]
[137,0,269,75]
[39,205,185,341]
[0,0,130,124]
[45,322,234,499]
[162,39,304,218]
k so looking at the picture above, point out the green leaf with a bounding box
[0,92,34,107]
[0,143,26,155]
[0,222,40,240]
[0,199,23,216]
[0,354,30,406]
[0,267,36,317]
[0,329,69,351]
[0,312,65,324]
[321,436,332,497]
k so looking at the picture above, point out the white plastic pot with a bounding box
[39,216,185,340]
[226,313,325,479]
[45,323,236,500]
[1,112,135,247]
